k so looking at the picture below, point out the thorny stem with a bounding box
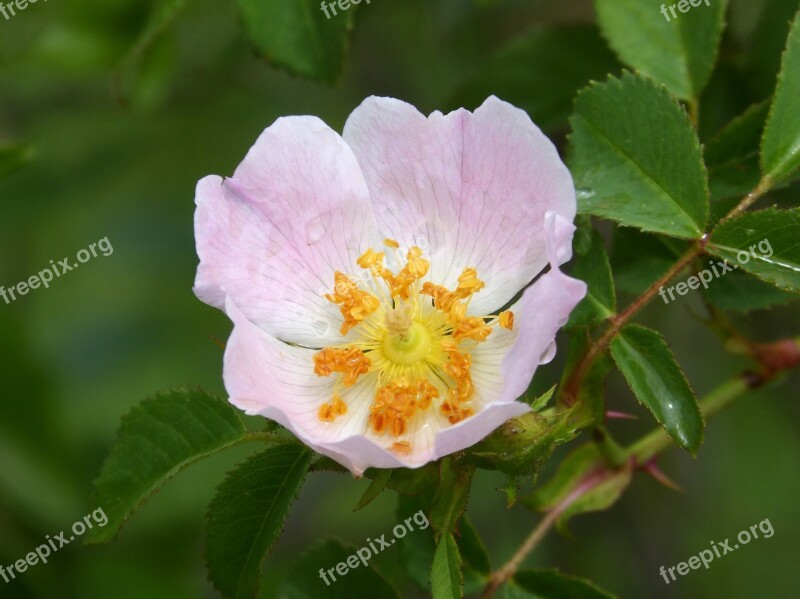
[481,163,784,599]
[483,348,800,597]
[480,469,610,599]
[562,176,776,406]
[561,245,700,404]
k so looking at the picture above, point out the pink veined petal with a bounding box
[194,116,380,348]
[343,95,576,314]
[223,297,437,475]
[470,212,587,405]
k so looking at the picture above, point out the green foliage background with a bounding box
[0,0,798,597]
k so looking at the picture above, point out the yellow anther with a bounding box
[391,441,412,455]
[357,248,386,273]
[383,238,400,249]
[420,282,460,313]
[455,267,485,299]
[452,316,492,343]
[313,346,371,386]
[369,378,439,437]
[324,271,380,334]
[499,310,514,330]
[440,400,474,425]
[443,346,473,403]
[318,394,348,422]
[390,247,430,300]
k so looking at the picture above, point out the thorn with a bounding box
[209,335,226,350]
[606,410,637,420]
[641,458,683,492]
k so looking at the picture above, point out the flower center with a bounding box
[313,239,515,456]
[382,312,432,365]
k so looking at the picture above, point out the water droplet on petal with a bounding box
[576,187,595,200]
[305,213,330,245]
[539,341,557,364]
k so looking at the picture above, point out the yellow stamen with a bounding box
[455,267,485,299]
[324,272,380,334]
[383,238,400,249]
[318,394,348,422]
[452,316,492,342]
[313,346,371,386]
[391,441,412,455]
[499,310,514,330]
[369,378,439,437]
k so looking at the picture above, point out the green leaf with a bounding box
[454,25,620,132]
[761,8,800,182]
[521,444,632,532]
[569,72,709,238]
[205,445,313,599]
[0,144,32,177]
[529,385,556,412]
[430,459,474,534]
[568,220,616,327]
[706,102,770,200]
[707,208,800,293]
[111,0,189,105]
[431,532,463,599]
[610,325,704,453]
[280,538,400,599]
[354,468,392,511]
[744,0,800,98]
[610,228,688,294]
[701,269,799,311]
[235,0,353,84]
[706,102,770,169]
[458,517,490,577]
[364,462,439,497]
[87,388,250,544]
[594,0,728,101]
[510,569,617,598]
[396,495,437,592]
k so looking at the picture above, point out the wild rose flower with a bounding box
[193,96,586,475]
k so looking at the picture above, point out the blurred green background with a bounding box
[1,0,798,597]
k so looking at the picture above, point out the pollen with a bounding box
[313,346,371,386]
[318,394,348,422]
[369,378,439,437]
[390,247,430,300]
[324,272,381,334]
[391,441,412,455]
[313,242,519,445]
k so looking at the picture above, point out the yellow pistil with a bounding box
[313,242,519,444]
[318,394,348,422]
[313,346,371,386]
